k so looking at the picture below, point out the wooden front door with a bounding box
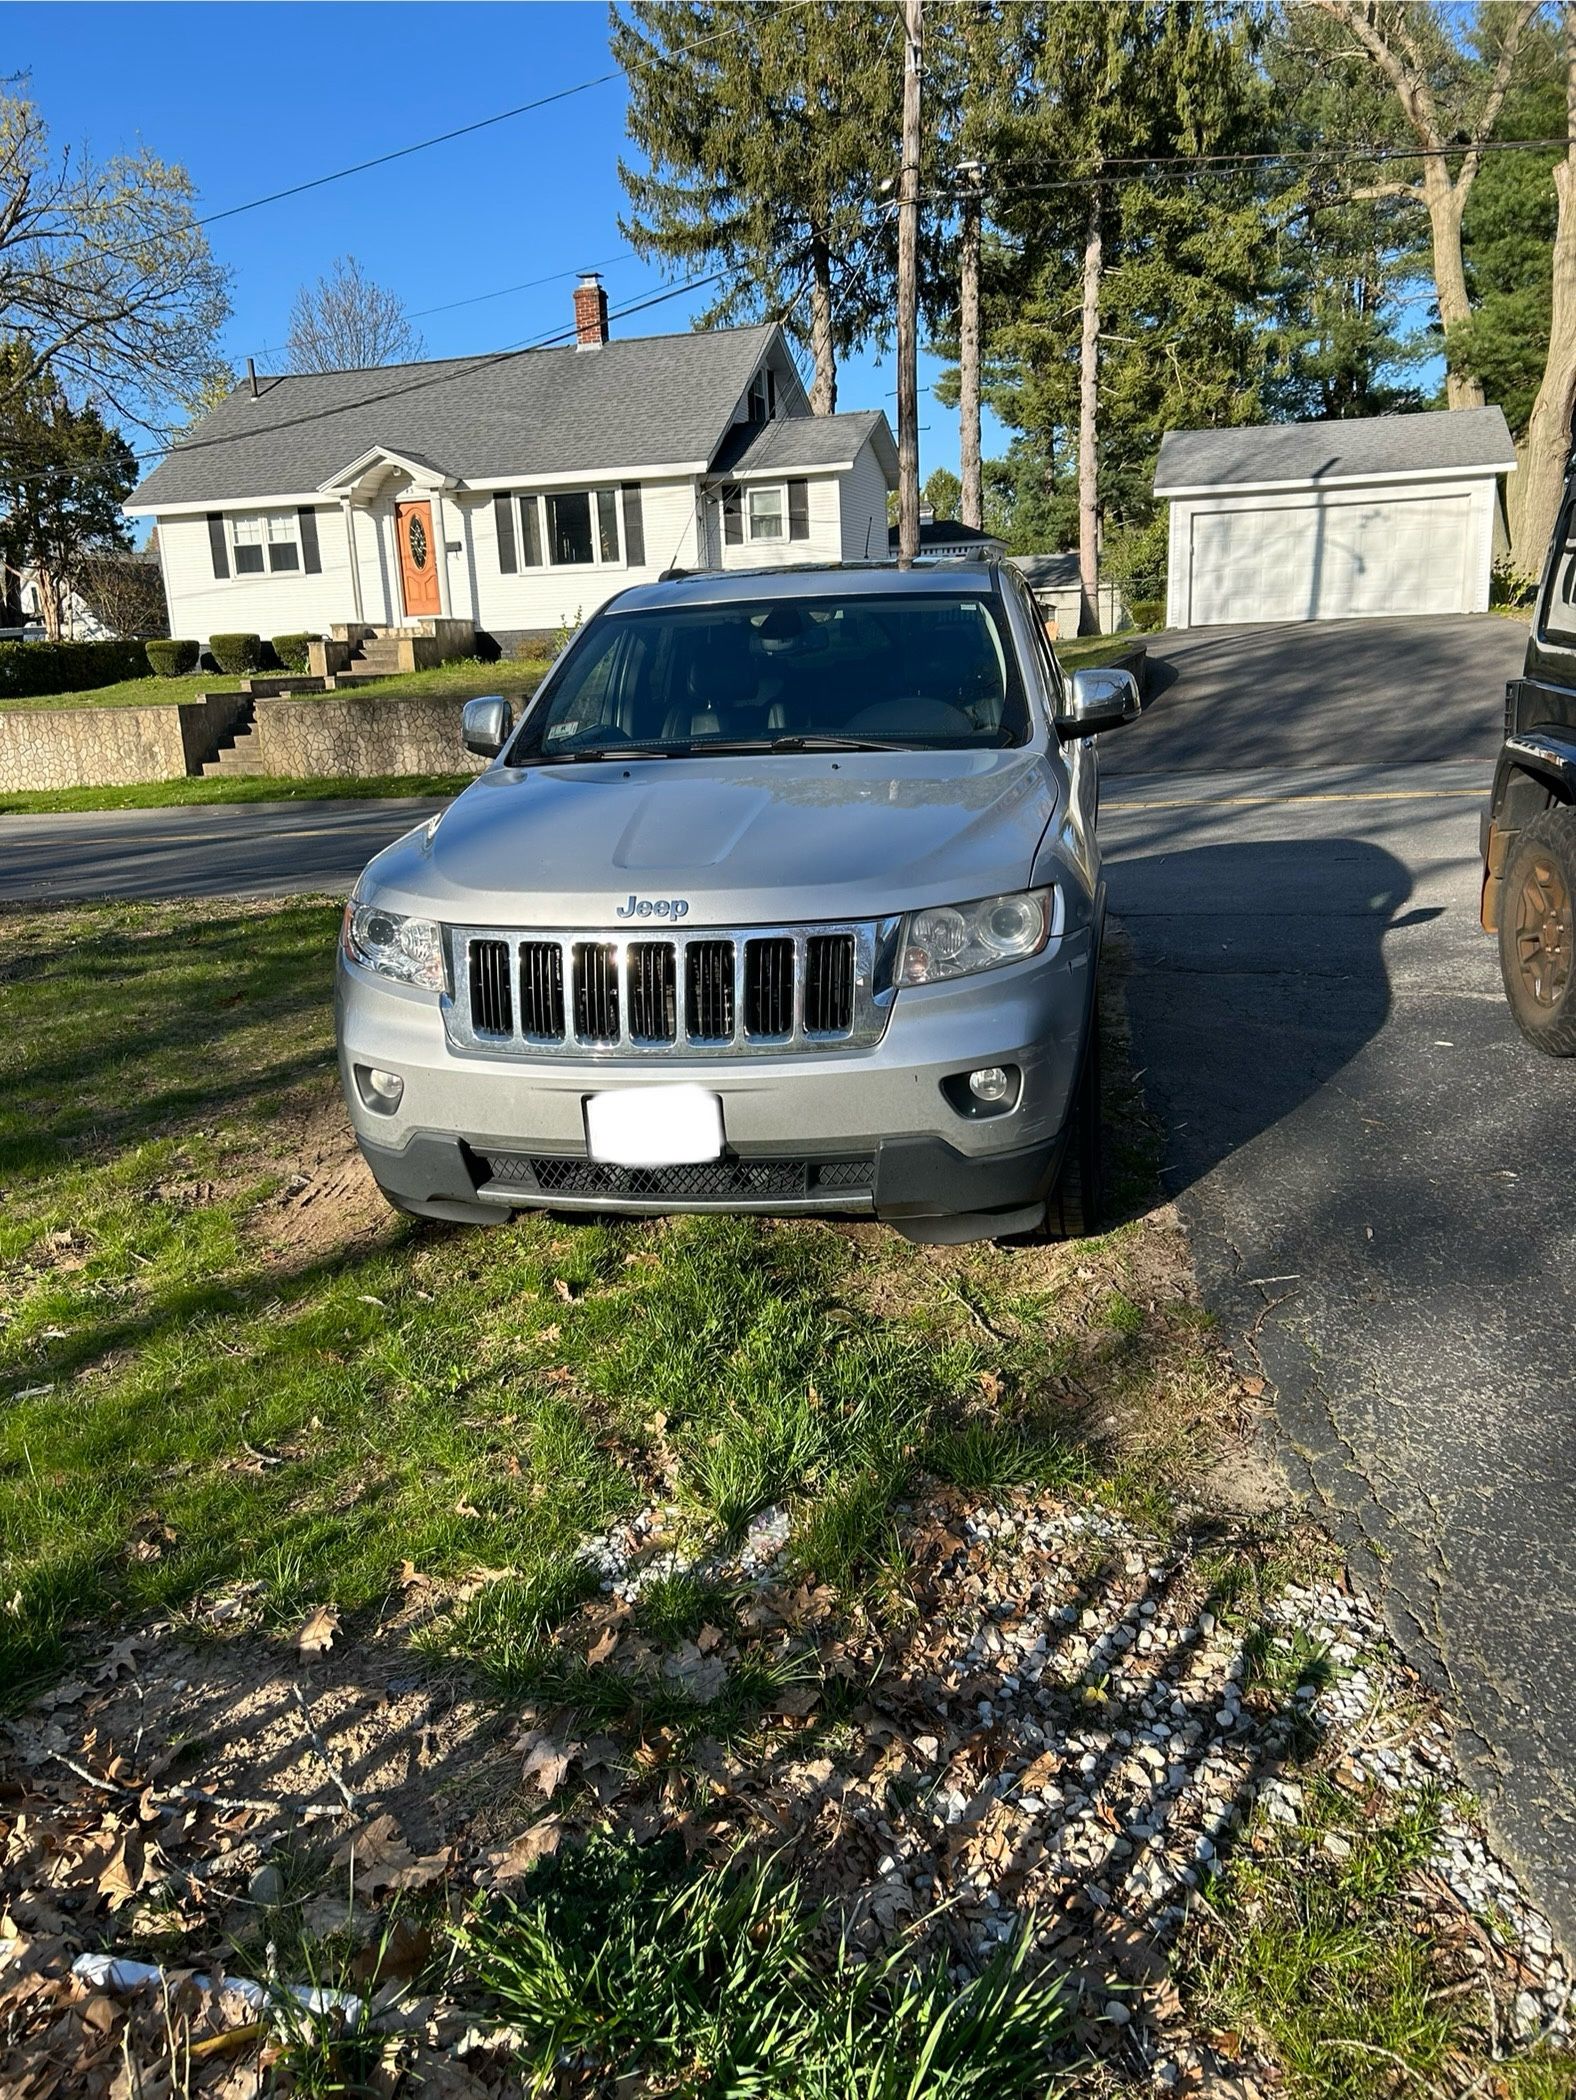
[395,500,441,617]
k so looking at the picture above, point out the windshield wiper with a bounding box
[767,734,920,753]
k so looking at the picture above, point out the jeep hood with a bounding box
[359,749,1059,927]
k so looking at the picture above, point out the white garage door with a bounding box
[1187,491,1471,625]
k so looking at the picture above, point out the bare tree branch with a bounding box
[284,255,425,373]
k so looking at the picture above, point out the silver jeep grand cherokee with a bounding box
[336,561,1138,1244]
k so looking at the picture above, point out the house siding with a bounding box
[157,506,360,644]
[839,438,892,562]
[155,477,704,647]
[709,472,843,572]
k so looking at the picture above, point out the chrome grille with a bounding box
[805,933,856,1035]
[686,940,735,1041]
[628,942,678,1043]
[469,939,512,1036]
[518,941,565,1042]
[744,936,795,1038]
[443,917,899,1060]
[573,942,619,1043]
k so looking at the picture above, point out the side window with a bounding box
[1539,500,1576,647]
[1010,573,1064,712]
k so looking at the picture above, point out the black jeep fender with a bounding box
[1481,729,1576,931]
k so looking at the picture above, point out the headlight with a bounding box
[341,899,445,990]
[896,888,1055,986]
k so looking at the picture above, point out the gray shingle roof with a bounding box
[1010,553,1079,588]
[710,409,897,480]
[886,518,1002,550]
[129,325,781,508]
[1153,407,1516,494]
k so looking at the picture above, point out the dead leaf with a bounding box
[662,1643,727,1703]
[586,1626,620,1668]
[453,1499,481,1519]
[296,1604,340,1656]
[97,1827,149,1911]
[351,1915,432,1989]
[485,1818,562,1883]
[397,1561,429,1592]
[520,1731,581,1799]
[695,1623,725,1654]
[552,1277,579,1304]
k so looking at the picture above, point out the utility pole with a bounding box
[1076,174,1102,636]
[956,160,985,532]
[896,0,923,566]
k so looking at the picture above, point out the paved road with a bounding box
[1102,615,1576,1943]
[5,614,1572,1941]
[0,797,450,902]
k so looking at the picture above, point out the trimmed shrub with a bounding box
[270,633,317,674]
[146,639,201,677]
[0,639,148,702]
[1128,598,1166,633]
[208,632,265,676]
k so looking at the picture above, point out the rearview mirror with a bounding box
[462,696,513,758]
[1058,665,1141,738]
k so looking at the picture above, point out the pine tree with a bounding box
[0,345,137,636]
[611,2,903,411]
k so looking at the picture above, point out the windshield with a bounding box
[506,591,1031,762]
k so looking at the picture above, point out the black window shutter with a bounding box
[722,484,743,546]
[788,479,810,541]
[520,495,543,567]
[494,492,518,573]
[621,484,646,567]
[207,513,229,579]
[297,506,321,574]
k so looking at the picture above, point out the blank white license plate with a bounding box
[585,1084,724,1168]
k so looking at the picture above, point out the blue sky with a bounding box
[11,1,1004,481]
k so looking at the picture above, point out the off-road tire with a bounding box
[1499,805,1576,1057]
[1046,1003,1106,1239]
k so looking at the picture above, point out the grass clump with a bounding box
[459,1831,1070,2098]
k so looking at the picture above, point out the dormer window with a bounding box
[746,368,777,425]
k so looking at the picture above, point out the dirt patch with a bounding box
[252,1092,396,1265]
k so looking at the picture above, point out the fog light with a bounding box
[968,1066,1011,1104]
[355,1064,404,1113]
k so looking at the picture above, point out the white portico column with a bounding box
[340,497,365,625]
[431,487,454,620]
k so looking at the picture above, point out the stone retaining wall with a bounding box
[254,694,487,779]
[0,692,249,792]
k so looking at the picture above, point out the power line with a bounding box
[0,268,735,489]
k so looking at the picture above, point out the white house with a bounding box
[126,276,898,656]
[1155,407,1517,629]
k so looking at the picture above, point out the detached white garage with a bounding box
[1155,407,1516,629]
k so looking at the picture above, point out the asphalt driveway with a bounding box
[1105,613,1528,775]
[1101,612,1576,1944]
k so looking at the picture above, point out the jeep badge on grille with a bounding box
[616,895,690,920]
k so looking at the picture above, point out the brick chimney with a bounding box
[573,272,609,349]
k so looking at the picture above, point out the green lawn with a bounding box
[0,656,551,714]
[1055,634,1147,671]
[0,771,472,815]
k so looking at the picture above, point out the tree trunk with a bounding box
[1421,170,1485,411]
[809,235,837,415]
[1077,181,1102,637]
[958,180,982,531]
[895,0,923,565]
[1508,1,1576,570]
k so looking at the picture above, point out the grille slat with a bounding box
[804,933,857,1035]
[518,941,565,1041]
[628,942,678,1043]
[468,938,513,1036]
[744,937,795,1038]
[573,942,620,1043]
[686,939,736,1042]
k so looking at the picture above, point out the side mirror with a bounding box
[462,695,513,758]
[1059,665,1141,738]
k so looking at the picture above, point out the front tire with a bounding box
[1046,1003,1106,1238]
[1499,807,1576,1057]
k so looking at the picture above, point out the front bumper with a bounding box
[337,928,1095,1228]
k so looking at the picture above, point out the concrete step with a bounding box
[202,721,265,777]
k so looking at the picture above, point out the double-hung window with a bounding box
[747,485,786,543]
[516,487,623,569]
[230,512,299,575]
